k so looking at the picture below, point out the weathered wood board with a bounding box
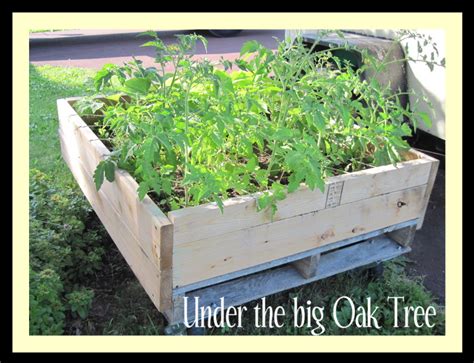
[172,184,427,287]
[180,235,410,324]
[168,158,432,246]
[57,99,173,314]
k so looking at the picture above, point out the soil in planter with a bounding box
[77,110,382,214]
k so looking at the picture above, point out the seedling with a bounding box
[76,31,443,215]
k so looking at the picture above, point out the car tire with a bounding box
[208,30,242,37]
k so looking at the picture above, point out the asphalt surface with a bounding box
[29,29,445,303]
[407,163,445,304]
[30,30,286,70]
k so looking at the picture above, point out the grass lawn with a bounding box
[29,64,446,335]
[30,29,65,33]
[30,65,95,184]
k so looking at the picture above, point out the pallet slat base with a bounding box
[175,235,409,325]
[172,219,417,295]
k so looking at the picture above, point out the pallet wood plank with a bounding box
[169,155,432,246]
[59,130,164,310]
[401,149,439,230]
[173,185,426,287]
[58,99,171,264]
[58,98,174,312]
[172,219,417,295]
[388,225,417,247]
[292,254,321,279]
[179,236,410,324]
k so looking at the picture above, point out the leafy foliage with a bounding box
[29,169,106,334]
[66,288,95,319]
[29,268,65,335]
[80,31,443,214]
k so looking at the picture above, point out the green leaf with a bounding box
[162,179,172,195]
[256,193,271,211]
[104,161,116,182]
[214,196,224,214]
[137,182,150,200]
[287,172,303,193]
[124,77,151,95]
[312,111,326,132]
[138,30,158,39]
[235,59,250,71]
[214,70,234,93]
[94,63,119,90]
[209,132,222,148]
[271,182,286,201]
[418,112,432,128]
[77,308,88,319]
[156,134,172,152]
[272,128,293,141]
[245,156,258,171]
[106,93,125,103]
[93,161,105,190]
[74,97,105,116]
[240,40,260,56]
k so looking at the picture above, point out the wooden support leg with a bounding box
[388,225,417,247]
[169,294,185,326]
[292,254,321,279]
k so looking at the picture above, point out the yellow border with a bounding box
[13,12,462,352]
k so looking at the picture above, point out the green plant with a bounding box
[66,288,95,319]
[29,169,106,334]
[80,31,443,215]
[30,169,105,282]
[29,268,65,335]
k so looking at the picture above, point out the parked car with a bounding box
[208,30,242,37]
[285,30,445,153]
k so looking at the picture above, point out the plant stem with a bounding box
[183,83,192,206]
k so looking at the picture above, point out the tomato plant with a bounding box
[76,31,443,215]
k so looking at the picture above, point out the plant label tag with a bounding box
[325,181,344,208]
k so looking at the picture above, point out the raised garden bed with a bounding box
[57,32,442,328]
[57,96,438,325]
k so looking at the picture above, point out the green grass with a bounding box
[30,29,65,33]
[30,65,95,187]
[29,64,445,335]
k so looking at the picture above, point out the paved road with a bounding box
[30,30,286,69]
[407,165,445,304]
[30,29,445,303]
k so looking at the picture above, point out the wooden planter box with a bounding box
[57,97,439,326]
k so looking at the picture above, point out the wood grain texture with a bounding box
[179,236,410,324]
[388,225,417,247]
[173,185,426,287]
[58,98,173,311]
[414,153,439,230]
[169,155,432,247]
[172,219,417,295]
[59,129,163,309]
[292,254,320,279]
